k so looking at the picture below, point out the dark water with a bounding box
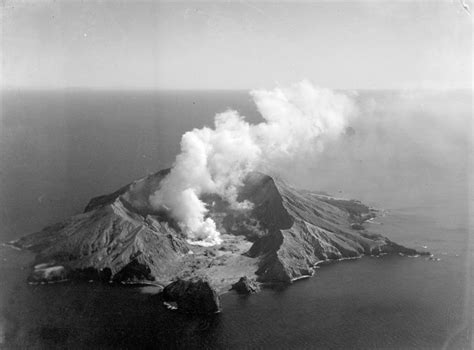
[0,90,471,349]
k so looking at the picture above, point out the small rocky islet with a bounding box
[10,169,429,314]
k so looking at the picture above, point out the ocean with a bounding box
[0,89,471,349]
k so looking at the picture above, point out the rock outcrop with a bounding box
[161,278,221,314]
[12,169,428,299]
[231,276,260,294]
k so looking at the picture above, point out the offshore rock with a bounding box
[161,278,221,314]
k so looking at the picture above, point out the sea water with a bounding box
[0,89,471,349]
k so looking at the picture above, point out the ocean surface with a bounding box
[0,89,472,349]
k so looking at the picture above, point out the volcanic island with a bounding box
[11,169,429,314]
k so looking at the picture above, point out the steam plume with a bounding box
[149,81,357,246]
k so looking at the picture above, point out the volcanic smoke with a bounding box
[149,81,357,246]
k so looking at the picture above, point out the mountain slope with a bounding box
[227,172,422,282]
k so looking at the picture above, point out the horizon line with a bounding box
[2,86,472,93]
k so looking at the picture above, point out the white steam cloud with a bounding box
[149,81,357,246]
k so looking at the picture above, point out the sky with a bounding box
[1,0,472,90]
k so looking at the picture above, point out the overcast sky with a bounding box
[1,0,472,90]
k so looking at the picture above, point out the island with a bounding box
[11,169,429,313]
